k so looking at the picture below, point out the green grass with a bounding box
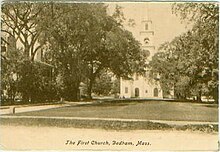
[1,117,218,133]
[11,100,218,122]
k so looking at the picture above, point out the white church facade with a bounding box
[120,11,163,99]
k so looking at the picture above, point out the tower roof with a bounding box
[140,3,151,22]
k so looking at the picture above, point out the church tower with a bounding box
[140,20,155,60]
[139,4,157,60]
[120,4,163,99]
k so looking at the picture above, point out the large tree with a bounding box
[150,2,218,102]
[1,3,57,103]
[173,2,218,101]
[41,3,146,100]
[2,3,47,60]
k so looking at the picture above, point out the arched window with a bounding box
[154,88,158,97]
[135,88,139,97]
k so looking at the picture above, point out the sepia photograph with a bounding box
[0,1,219,151]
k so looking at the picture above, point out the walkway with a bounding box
[0,104,67,115]
[0,102,93,115]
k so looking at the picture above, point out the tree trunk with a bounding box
[24,43,30,60]
[197,91,202,102]
[71,82,81,101]
[87,77,95,99]
[22,93,29,103]
[72,88,79,101]
[213,87,218,104]
[9,91,14,105]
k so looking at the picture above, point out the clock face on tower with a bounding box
[143,49,150,58]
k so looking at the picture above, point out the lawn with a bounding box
[11,100,218,122]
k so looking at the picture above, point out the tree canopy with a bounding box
[39,3,146,100]
[150,2,218,102]
[1,3,147,102]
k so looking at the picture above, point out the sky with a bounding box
[107,2,190,49]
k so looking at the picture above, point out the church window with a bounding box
[125,87,128,93]
[145,23,148,30]
[145,90,148,93]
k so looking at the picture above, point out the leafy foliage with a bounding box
[92,71,113,96]
[1,49,22,103]
[39,3,146,100]
[2,3,147,102]
[150,3,218,102]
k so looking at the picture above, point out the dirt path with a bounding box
[0,125,218,151]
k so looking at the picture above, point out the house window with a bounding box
[145,23,148,30]
[1,45,6,52]
[145,90,148,93]
[125,87,128,93]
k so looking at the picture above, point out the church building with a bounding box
[120,6,163,99]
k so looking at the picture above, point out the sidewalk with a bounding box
[0,101,96,115]
[0,104,67,115]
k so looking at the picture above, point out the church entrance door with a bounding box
[154,88,158,97]
[135,88,139,97]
